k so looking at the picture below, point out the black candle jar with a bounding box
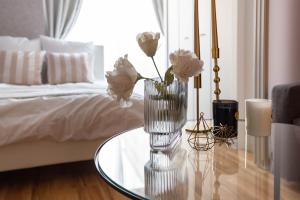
[213,100,239,138]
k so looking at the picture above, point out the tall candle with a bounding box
[193,0,202,88]
[194,0,201,59]
[211,0,219,58]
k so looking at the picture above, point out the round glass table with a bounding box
[94,121,300,200]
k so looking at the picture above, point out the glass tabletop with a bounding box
[94,121,300,200]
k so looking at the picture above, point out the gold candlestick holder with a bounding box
[185,75,212,134]
[185,75,214,151]
[212,48,221,101]
[211,0,221,101]
[186,0,214,151]
[187,112,214,151]
[186,75,203,133]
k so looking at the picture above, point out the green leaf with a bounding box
[154,81,165,94]
[164,66,174,86]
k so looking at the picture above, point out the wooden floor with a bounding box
[0,161,129,200]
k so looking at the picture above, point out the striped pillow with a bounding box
[0,50,45,85]
[46,52,92,84]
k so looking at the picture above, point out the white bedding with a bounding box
[0,82,144,147]
[0,81,107,99]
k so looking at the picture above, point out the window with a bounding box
[67,0,166,94]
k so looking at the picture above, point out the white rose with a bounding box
[169,50,204,82]
[106,55,138,102]
[136,32,160,57]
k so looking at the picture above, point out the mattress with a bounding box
[0,82,144,147]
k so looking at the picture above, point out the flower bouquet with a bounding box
[106,32,203,149]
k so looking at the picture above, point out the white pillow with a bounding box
[40,35,94,51]
[40,35,94,58]
[40,35,95,80]
[0,36,40,51]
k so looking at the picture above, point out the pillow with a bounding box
[0,36,40,51]
[40,35,93,51]
[46,52,93,84]
[40,35,94,60]
[40,35,95,82]
[0,50,45,85]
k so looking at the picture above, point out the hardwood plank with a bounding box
[0,161,129,200]
[0,157,299,200]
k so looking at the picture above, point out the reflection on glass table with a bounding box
[94,121,300,200]
[144,143,188,199]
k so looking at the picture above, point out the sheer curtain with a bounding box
[67,0,164,94]
[43,0,82,38]
[152,0,165,35]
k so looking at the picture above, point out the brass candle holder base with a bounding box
[186,113,214,151]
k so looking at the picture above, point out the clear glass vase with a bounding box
[144,79,188,150]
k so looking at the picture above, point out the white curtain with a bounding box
[43,0,82,38]
[152,0,165,35]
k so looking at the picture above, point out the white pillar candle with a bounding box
[245,99,272,136]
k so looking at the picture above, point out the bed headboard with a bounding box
[93,45,104,80]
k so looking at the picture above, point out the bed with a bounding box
[0,82,144,172]
[0,42,144,172]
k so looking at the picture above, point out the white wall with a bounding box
[217,0,238,102]
[237,0,256,119]
[268,0,300,93]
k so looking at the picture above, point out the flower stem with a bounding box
[151,57,163,82]
[139,76,156,82]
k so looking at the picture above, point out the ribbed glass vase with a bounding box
[144,79,187,150]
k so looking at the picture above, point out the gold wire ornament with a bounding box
[213,124,236,147]
[187,113,214,151]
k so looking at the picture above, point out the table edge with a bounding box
[94,127,148,200]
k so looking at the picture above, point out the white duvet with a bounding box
[0,82,144,147]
